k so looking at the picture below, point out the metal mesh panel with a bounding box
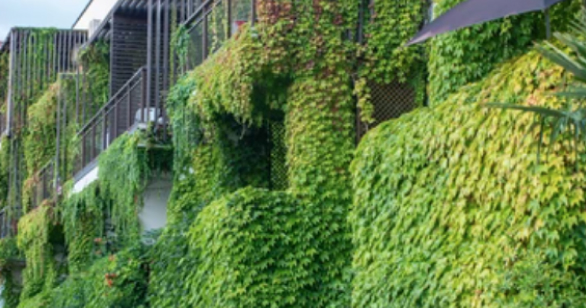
[269,120,288,191]
[357,80,417,140]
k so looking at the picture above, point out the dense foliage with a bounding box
[351,50,586,307]
[0,238,22,307]
[185,188,318,307]
[16,204,60,302]
[5,0,585,307]
[61,183,105,273]
[427,0,580,106]
[78,41,110,109]
[18,243,149,308]
[23,83,58,175]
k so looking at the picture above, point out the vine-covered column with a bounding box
[285,0,356,305]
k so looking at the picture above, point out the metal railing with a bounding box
[181,0,254,70]
[30,160,56,210]
[0,209,12,239]
[74,67,156,178]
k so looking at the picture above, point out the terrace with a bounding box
[19,0,422,214]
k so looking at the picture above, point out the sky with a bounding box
[0,0,89,41]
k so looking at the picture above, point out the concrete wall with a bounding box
[72,165,171,232]
[139,175,172,231]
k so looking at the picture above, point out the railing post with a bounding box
[114,96,119,139]
[91,126,96,163]
[142,68,147,123]
[128,81,133,129]
[251,0,256,26]
[227,0,232,36]
[203,5,209,59]
[147,0,153,124]
[102,109,107,151]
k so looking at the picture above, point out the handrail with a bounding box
[78,66,147,135]
[73,65,162,178]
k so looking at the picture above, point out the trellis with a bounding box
[0,28,87,228]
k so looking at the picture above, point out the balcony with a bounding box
[73,66,166,181]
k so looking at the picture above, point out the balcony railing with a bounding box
[182,0,254,70]
[74,66,163,178]
[30,160,56,210]
[0,209,12,239]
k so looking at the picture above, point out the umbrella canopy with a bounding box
[407,0,567,46]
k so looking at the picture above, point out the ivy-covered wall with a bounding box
[151,0,457,306]
[186,188,322,307]
[351,50,586,306]
[4,0,585,307]
[16,242,149,308]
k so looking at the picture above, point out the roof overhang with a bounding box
[83,0,150,46]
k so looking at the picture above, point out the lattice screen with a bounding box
[269,120,288,191]
[356,80,417,140]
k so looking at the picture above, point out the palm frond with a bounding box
[485,12,586,162]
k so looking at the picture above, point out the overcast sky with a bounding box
[0,0,89,40]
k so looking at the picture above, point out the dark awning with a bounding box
[407,0,567,46]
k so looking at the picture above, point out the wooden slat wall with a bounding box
[110,15,148,95]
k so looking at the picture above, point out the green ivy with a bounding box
[351,50,586,307]
[16,204,58,302]
[78,40,110,108]
[427,0,580,106]
[16,291,51,308]
[27,243,149,308]
[98,132,172,247]
[21,83,59,213]
[23,82,58,171]
[357,0,428,121]
[0,237,23,308]
[185,187,322,307]
[61,182,105,273]
[153,1,365,306]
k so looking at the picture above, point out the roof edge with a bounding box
[72,0,95,29]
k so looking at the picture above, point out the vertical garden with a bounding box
[0,0,585,307]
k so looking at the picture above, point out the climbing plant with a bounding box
[351,50,586,307]
[16,204,59,302]
[18,242,150,308]
[185,187,321,308]
[357,0,428,121]
[60,182,105,273]
[151,0,363,306]
[23,83,58,176]
[0,237,22,308]
[78,40,110,110]
[98,132,172,248]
